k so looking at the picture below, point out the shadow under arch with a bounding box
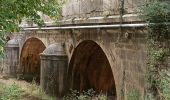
[68,40,117,98]
[20,37,46,83]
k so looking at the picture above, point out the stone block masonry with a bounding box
[4,26,147,100]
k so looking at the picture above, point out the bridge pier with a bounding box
[40,43,68,97]
[5,38,19,76]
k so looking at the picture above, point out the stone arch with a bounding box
[68,40,117,98]
[20,37,46,83]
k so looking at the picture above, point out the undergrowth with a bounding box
[0,80,56,100]
[0,83,22,100]
[63,89,108,100]
[139,0,170,100]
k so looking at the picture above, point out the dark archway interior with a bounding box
[20,37,46,83]
[69,40,116,98]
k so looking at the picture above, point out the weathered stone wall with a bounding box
[62,0,118,19]
[18,30,66,54]
[124,0,145,14]
[19,0,145,27]
[4,29,145,99]
[40,43,68,97]
[64,28,147,100]
[62,0,145,19]
[12,27,147,100]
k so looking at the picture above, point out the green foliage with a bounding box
[0,81,56,100]
[97,94,107,100]
[0,0,63,28]
[63,89,95,100]
[150,48,166,61]
[139,0,170,40]
[139,0,170,23]
[127,88,141,100]
[0,0,63,56]
[0,83,22,100]
[159,71,170,100]
[139,0,170,100]
[63,89,107,100]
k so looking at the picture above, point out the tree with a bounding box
[0,0,63,56]
[139,0,170,100]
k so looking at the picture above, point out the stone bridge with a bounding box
[4,0,147,100]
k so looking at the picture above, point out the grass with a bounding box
[0,83,22,100]
[0,81,111,100]
[0,82,5,98]
[0,77,111,100]
[0,81,56,100]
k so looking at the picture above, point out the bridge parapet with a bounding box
[20,0,145,27]
[62,0,145,18]
[61,0,145,24]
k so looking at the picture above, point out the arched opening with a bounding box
[20,37,46,83]
[68,40,116,98]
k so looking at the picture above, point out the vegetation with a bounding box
[0,83,22,100]
[0,82,108,100]
[63,89,108,100]
[0,81,56,100]
[0,0,63,56]
[127,88,141,100]
[139,0,170,100]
